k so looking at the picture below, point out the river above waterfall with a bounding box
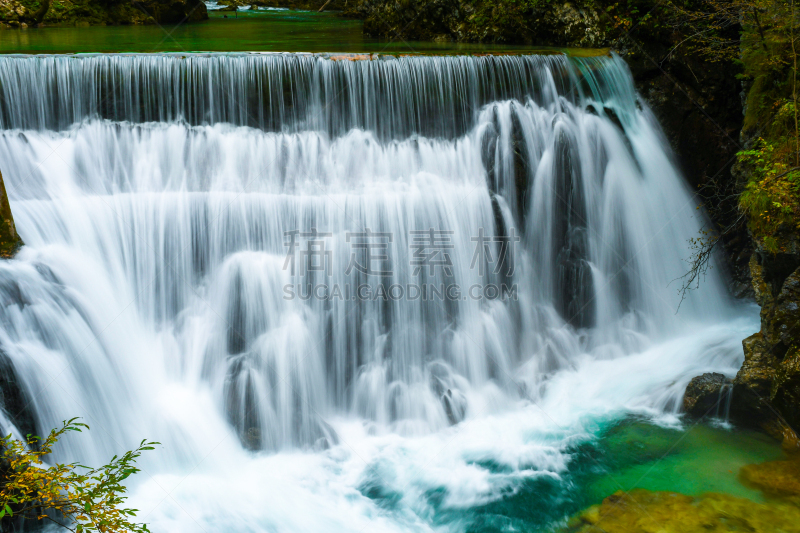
[0,8,587,54]
[0,51,771,532]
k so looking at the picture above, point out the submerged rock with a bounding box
[682,372,732,418]
[741,456,800,498]
[568,428,800,532]
[565,488,800,533]
[442,388,466,425]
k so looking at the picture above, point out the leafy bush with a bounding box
[0,418,158,533]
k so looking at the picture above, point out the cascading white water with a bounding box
[0,53,757,532]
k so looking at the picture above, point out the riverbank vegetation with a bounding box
[671,0,800,256]
[0,0,207,27]
[736,0,800,252]
[0,419,156,532]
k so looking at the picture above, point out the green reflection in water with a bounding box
[0,9,587,55]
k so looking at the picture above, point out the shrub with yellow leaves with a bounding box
[0,418,158,533]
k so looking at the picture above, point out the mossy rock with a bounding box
[0,169,22,259]
[565,488,800,533]
[682,372,732,417]
[740,457,800,498]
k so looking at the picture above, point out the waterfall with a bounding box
[0,53,755,532]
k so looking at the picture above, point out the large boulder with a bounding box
[682,372,732,418]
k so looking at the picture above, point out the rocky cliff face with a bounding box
[679,235,800,448]
[0,0,207,27]
[733,238,800,446]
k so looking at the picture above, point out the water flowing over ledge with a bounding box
[0,52,620,137]
[0,52,756,532]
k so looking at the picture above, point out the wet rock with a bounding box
[750,253,775,308]
[682,372,732,418]
[0,350,37,441]
[733,248,800,436]
[243,426,262,450]
[735,333,776,408]
[0,169,22,259]
[442,388,466,425]
[766,266,800,348]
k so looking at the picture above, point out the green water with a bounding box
[0,8,558,54]
[444,418,786,532]
[585,420,785,503]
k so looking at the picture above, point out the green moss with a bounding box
[565,489,800,533]
[734,0,800,247]
[740,456,800,498]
